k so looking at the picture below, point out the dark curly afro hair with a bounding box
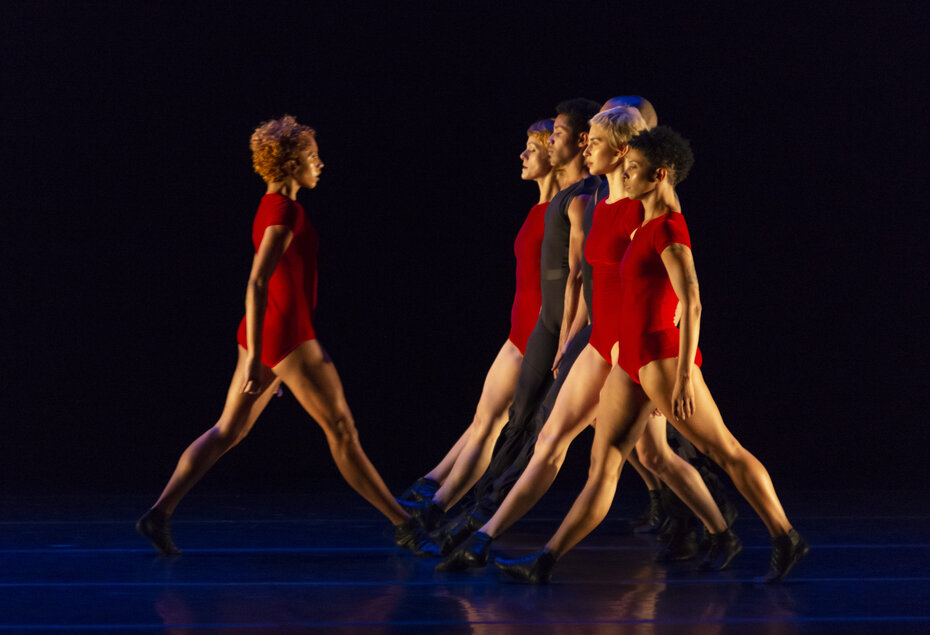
[628,125,694,186]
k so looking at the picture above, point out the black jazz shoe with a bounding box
[136,508,181,556]
[398,477,440,502]
[698,528,742,571]
[633,490,664,534]
[655,527,698,562]
[433,511,487,556]
[759,529,809,583]
[495,550,557,585]
[394,518,441,557]
[398,499,445,532]
[435,531,492,572]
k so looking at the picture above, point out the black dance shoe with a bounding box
[394,518,442,557]
[398,498,445,532]
[398,477,440,502]
[759,529,809,583]
[435,531,492,572]
[433,511,487,556]
[632,490,665,533]
[698,528,742,571]
[655,527,698,562]
[136,508,181,556]
[495,550,557,585]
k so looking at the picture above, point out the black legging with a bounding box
[471,323,592,516]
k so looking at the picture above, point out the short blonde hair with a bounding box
[526,118,554,148]
[250,115,316,183]
[589,106,648,153]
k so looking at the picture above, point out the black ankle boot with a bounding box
[698,528,742,571]
[633,490,664,533]
[759,529,809,583]
[655,527,698,562]
[394,518,441,557]
[398,477,440,502]
[398,498,445,532]
[435,531,492,572]
[496,550,557,584]
[433,511,487,556]
[136,508,181,556]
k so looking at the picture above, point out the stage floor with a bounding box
[1,489,927,632]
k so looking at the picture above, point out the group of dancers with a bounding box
[137,98,809,584]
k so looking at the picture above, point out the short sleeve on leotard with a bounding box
[260,196,299,232]
[653,213,691,254]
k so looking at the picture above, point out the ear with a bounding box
[616,142,629,159]
[654,167,668,183]
[577,131,588,147]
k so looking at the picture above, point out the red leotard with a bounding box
[236,193,319,367]
[585,197,643,363]
[508,202,547,354]
[618,211,702,383]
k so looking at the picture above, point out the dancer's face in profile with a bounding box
[547,114,581,168]
[520,136,550,180]
[583,124,623,176]
[622,148,658,200]
[294,137,324,189]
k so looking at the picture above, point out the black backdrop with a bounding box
[3,2,927,500]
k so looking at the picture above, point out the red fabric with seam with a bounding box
[237,193,318,367]
[618,211,702,383]
[508,202,547,354]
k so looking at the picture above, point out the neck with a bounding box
[641,181,680,222]
[536,170,560,203]
[604,166,628,202]
[555,153,589,189]
[265,178,300,200]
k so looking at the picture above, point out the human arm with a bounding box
[661,242,701,420]
[242,225,293,393]
[553,194,589,372]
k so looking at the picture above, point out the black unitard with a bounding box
[468,175,601,515]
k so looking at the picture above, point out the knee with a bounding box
[209,423,245,451]
[533,426,567,466]
[470,411,496,440]
[636,444,663,475]
[704,438,745,471]
[323,412,359,449]
[587,452,621,486]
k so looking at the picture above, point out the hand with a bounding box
[671,375,695,421]
[241,356,270,395]
[551,339,570,377]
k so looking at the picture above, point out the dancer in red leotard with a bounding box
[496,126,806,584]
[398,119,559,521]
[136,115,433,556]
[437,106,735,573]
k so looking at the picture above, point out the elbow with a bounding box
[689,301,702,320]
[247,278,268,296]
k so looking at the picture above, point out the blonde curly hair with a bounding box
[526,118,554,147]
[250,115,316,183]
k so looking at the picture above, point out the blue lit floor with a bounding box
[1,489,928,632]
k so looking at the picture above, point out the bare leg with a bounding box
[635,413,727,532]
[546,367,651,557]
[432,340,524,509]
[424,427,471,484]
[638,360,791,536]
[480,345,611,538]
[152,346,281,516]
[628,449,661,490]
[274,339,408,525]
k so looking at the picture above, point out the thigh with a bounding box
[216,346,281,436]
[476,339,524,419]
[638,358,737,456]
[273,339,351,426]
[593,366,651,449]
[539,345,611,440]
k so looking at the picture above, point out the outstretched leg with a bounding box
[638,360,790,535]
[544,367,651,557]
[274,339,408,525]
[151,346,281,516]
[430,340,523,509]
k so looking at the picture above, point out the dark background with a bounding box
[2,2,927,502]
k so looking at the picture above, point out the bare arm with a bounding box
[661,242,701,420]
[242,224,293,393]
[553,194,589,372]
